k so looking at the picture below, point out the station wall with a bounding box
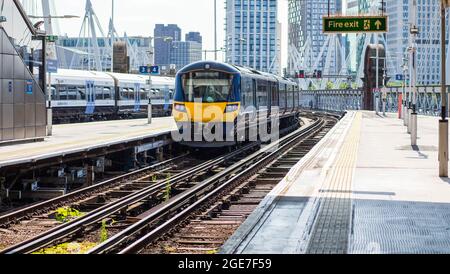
[0,28,46,142]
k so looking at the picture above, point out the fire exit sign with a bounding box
[323,16,388,33]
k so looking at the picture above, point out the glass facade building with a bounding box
[154,24,182,68]
[386,0,448,85]
[288,0,342,75]
[170,41,202,70]
[225,0,281,75]
[185,32,202,44]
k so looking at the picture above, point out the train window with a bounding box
[181,72,233,103]
[140,88,147,100]
[271,81,279,108]
[51,85,57,100]
[95,86,103,100]
[287,85,294,109]
[256,80,268,110]
[77,87,86,100]
[121,88,128,100]
[241,77,254,108]
[129,88,135,100]
[279,83,286,110]
[103,87,112,100]
[67,88,78,100]
[169,89,174,100]
[58,86,68,100]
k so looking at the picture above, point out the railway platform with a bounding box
[0,117,177,169]
[221,111,450,254]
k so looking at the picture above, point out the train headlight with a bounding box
[225,104,239,113]
[174,103,187,113]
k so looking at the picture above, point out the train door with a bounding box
[85,80,95,115]
[134,83,141,112]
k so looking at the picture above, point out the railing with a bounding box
[300,89,364,112]
[374,86,450,116]
[300,86,450,116]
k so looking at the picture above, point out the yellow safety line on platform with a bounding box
[321,112,362,200]
[279,113,356,197]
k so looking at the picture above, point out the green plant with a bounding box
[326,81,334,90]
[55,207,84,223]
[152,174,158,183]
[32,242,97,254]
[99,219,108,242]
[164,173,171,202]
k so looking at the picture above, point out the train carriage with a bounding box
[49,69,116,122]
[48,69,175,123]
[173,61,300,148]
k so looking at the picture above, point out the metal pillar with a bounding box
[148,73,152,124]
[375,34,380,115]
[214,0,218,61]
[410,0,418,146]
[439,1,449,177]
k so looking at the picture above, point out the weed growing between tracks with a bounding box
[55,207,84,223]
[32,242,97,254]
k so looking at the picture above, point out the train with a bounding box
[172,61,302,148]
[47,69,175,123]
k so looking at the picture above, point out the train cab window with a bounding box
[169,89,174,100]
[182,72,233,103]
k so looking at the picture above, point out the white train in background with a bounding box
[48,69,175,123]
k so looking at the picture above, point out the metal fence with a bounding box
[299,89,364,112]
[300,86,450,116]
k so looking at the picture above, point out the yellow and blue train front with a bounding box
[172,61,241,147]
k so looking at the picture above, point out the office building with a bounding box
[225,0,281,75]
[154,24,182,68]
[288,0,342,76]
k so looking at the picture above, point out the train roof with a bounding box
[52,69,114,82]
[107,72,174,85]
[176,61,295,84]
[177,61,241,74]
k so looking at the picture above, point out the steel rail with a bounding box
[89,116,330,254]
[1,144,257,254]
[0,153,189,227]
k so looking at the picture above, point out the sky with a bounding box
[50,0,289,67]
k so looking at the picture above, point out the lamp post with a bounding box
[409,0,419,146]
[439,0,449,177]
[402,58,408,125]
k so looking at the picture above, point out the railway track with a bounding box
[0,141,264,254]
[1,111,336,254]
[84,112,340,254]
